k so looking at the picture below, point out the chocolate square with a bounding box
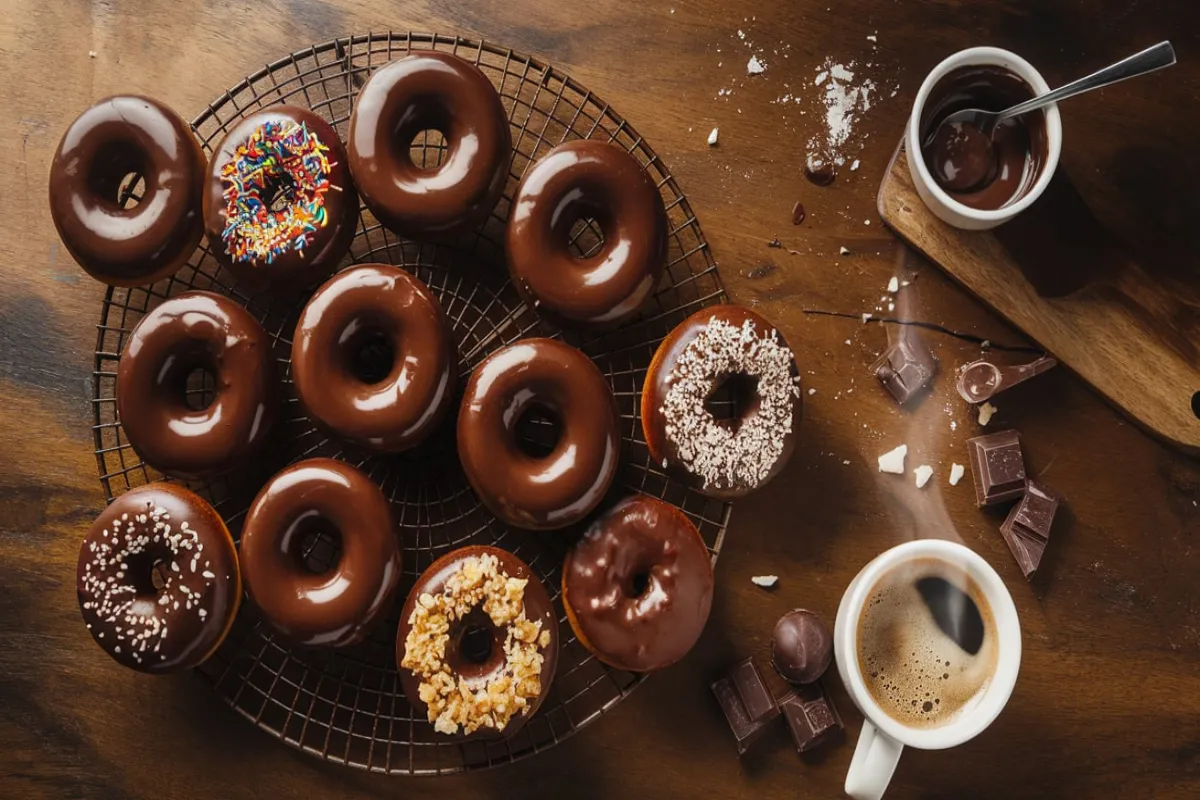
[779,682,843,754]
[872,334,938,405]
[711,657,780,755]
[967,430,1027,506]
[1000,480,1060,577]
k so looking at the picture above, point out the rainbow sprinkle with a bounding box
[220,119,334,265]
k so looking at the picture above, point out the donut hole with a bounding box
[289,514,343,575]
[340,324,397,385]
[125,549,173,598]
[626,569,653,599]
[183,366,218,411]
[514,402,561,459]
[567,215,607,260]
[89,141,147,210]
[447,608,503,679]
[259,172,297,213]
[704,373,761,430]
[407,127,449,172]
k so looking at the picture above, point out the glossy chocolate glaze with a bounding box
[116,291,277,479]
[919,66,1048,210]
[348,52,510,238]
[641,305,801,499]
[396,546,559,740]
[202,105,357,290]
[291,264,456,453]
[76,484,240,674]
[49,95,206,287]
[458,339,620,530]
[507,140,668,328]
[563,495,713,673]
[239,458,400,647]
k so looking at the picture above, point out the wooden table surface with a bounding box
[3,0,1199,797]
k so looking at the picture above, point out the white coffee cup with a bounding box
[834,539,1021,800]
[906,47,1062,230]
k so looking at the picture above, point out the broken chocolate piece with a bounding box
[1000,480,1060,577]
[711,657,780,754]
[872,334,938,405]
[780,682,843,753]
[956,354,1058,404]
[792,201,807,225]
[967,430,1027,506]
[804,154,837,186]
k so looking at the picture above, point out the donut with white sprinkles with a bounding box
[76,484,241,673]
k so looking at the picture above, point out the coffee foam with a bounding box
[857,559,998,729]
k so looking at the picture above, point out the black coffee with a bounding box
[857,558,998,729]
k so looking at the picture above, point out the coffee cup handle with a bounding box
[845,719,903,800]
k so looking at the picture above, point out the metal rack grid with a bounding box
[90,31,730,774]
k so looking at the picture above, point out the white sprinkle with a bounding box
[888,302,895,312]
[864,219,871,226]
[114,646,121,653]
[840,246,851,255]
[867,34,877,42]
[707,127,719,146]
[750,575,778,588]
[844,339,852,346]
[198,608,208,619]
[850,159,861,171]
[843,459,851,465]
[978,401,998,426]
[877,444,907,474]
[887,276,899,293]
[202,570,215,579]
[807,387,817,396]
[949,463,966,486]
[914,465,934,488]
[747,55,766,75]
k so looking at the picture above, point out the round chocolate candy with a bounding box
[770,609,833,685]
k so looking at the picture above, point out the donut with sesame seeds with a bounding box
[76,484,240,674]
[203,105,358,291]
[641,305,802,498]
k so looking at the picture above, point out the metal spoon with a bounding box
[925,41,1176,146]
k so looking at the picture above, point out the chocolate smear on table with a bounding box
[791,201,807,226]
[1000,480,1060,577]
[957,354,1058,404]
[779,683,843,754]
[711,657,780,754]
[873,328,938,405]
[770,609,833,685]
[967,429,1027,506]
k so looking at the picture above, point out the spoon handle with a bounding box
[999,41,1176,122]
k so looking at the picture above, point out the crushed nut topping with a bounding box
[401,553,550,735]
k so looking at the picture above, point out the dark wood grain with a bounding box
[3,0,1200,798]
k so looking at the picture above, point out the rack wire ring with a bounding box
[90,31,731,775]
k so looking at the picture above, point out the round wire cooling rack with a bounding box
[90,31,731,775]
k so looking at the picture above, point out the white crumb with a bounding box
[707,127,719,146]
[850,159,861,171]
[864,219,872,225]
[840,246,851,255]
[845,339,852,346]
[950,420,958,431]
[887,276,899,293]
[88,50,97,58]
[978,401,998,426]
[807,387,817,396]
[887,302,895,311]
[843,460,851,465]
[751,575,778,588]
[914,465,934,488]
[747,55,766,75]
[949,463,966,486]
[861,312,872,323]
[877,444,907,474]
[981,340,992,350]
[867,34,878,42]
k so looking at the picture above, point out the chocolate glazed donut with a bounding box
[642,305,801,498]
[563,495,713,672]
[76,484,241,673]
[291,264,456,453]
[348,52,511,238]
[458,339,620,531]
[203,105,358,290]
[239,458,400,647]
[507,139,668,327]
[49,95,206,287]
[116,291,277,479]
[396,546,558,740]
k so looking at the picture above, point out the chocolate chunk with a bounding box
[872,334,938,405]
[780,682,843,753]
[967,429,1027,506]
[1000,480,1060,577]
[711,657,780,754]
[804,154,837,186]
[791,201,807,225]
[770,609,832,685]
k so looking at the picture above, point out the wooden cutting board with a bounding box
[877,143,1200,455]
